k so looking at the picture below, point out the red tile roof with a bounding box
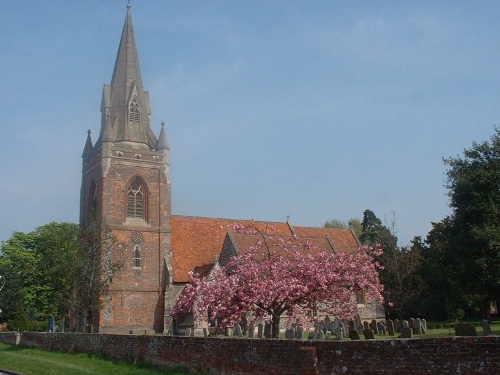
[170,216,360,282]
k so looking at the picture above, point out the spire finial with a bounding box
[127,1,131,9]
[161,121,165,127]
[87,129,91,135]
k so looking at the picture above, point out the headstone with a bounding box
[400,327,413,338]
[349,329,360,340]
[363,321,369,330]
[203,328,209,338]
[421,319,427,332]
[333,317,341,332]
[225,327,233,337]
[264,323,272,338]
[348,320,355,331]
[370,319,379,334]
[409,318,415,331]
[234,324,243,337]
[394,319,400,333]
[325,330,331,340]
[363,328,374,340]
[324,316,331,330]
[295,326,303,339]
[248,322,255,338]
[377,322,386,335]
[315,329,323,340]
[334,328,343,340]
[402,320,409,329]
[257,323,264,339]
[414,318,421,334]
[481,319,492,334]
[455,322,477,336]
[285,328,292,339]
[339,323,346,338]
[387,319,395,336]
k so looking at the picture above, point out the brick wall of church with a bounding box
[3,332,499,374]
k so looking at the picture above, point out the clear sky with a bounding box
[1,1,498,246]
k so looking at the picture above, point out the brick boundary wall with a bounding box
[1,332,499,374]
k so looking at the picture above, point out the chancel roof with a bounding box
[170,215,361,282]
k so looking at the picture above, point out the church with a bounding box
[80,4,384,334]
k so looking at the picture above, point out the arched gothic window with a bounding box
[133,245,141,268]
[129,98,139,123]
[127,176,147,221]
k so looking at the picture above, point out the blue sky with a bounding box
[1,1,498,246]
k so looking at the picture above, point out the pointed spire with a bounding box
[82,129,93,158]
[97,3,157,149]
[110,3,144,96]
[157,121,169,150]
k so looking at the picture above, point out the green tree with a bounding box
[427,128,500,319]
[359,210,424,318]
[324,218,362,237]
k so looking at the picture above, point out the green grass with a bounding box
[0,343,204,375]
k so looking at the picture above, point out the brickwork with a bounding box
[1,332,499,374]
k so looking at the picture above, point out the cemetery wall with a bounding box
[1,331,499,374]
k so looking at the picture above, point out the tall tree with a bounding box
[429,128,500,318]
[359,210,424,318]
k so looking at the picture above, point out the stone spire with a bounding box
[97,3,157,149]
[157,121,169,150]
[82,129,93,158]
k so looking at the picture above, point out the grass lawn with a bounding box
[0,343,205,375]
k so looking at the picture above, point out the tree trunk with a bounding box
[271,313,281,338]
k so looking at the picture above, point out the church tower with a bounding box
[80,4,171,333]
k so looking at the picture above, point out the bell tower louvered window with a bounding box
[127,177,147,221]
[129,97,139,123]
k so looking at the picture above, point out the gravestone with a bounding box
[264,323,272,338]
[257,323,264,338]
[455,322,477,336]
[285,328,292,339]
[377,322,386,335]
[334,327,343,340]
[421,319,427,332]
[203,328,208,338]
[324,316,331,330]
[295,326,303,339]
[315,329,323,340]
[349,329,360,340]
[402,320,409,329]
[370,319,379,334]
[394,319,400,333]
[248,322,255,338]
[387,319,395,336]
[409,318,415,331]
[226,327,233,337]
[325,330,331,340]
[363,321,370,330]
[481,319,492,334]
[414,318,421,334]
[363,328,374,340]
[400,327,412,338]
[348,320,355,331]
[234,323,243,337]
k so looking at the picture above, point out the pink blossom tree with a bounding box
[172,225,384,338]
